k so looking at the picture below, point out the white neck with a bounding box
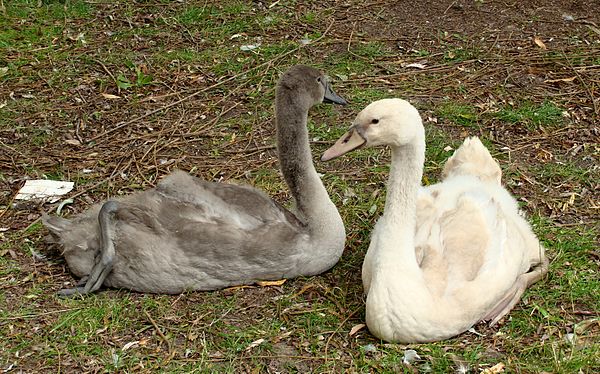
[375,137,425,268]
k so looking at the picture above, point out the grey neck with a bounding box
[275,91,342,236]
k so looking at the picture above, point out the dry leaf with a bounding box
[533,37,547,49]
[544,76,576,83]
[65,139,82,146]
[121,341,139,351]
[101,93,121,99]
[482,362,505,374]
[256,279,286,287]
[349,323,366,336]
[245,338,266,350]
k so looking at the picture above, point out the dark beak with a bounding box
[322,80,348,105]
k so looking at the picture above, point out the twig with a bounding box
[92,58,119,94]
[144,310,174,360]
[0,308,84,323]
[224,144,276,154]
[444,0,458,14]
[324,305,363,360]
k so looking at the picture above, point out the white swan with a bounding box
[322,98,548,343]
[43,65,347,296]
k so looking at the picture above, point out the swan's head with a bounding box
[322,98,423,161]
[277,65,347,109]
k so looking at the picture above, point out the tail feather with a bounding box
[42,214,71,235]
[442,137,502,185]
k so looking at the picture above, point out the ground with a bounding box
[0,0,599,373]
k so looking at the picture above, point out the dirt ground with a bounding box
[1,0,599,372]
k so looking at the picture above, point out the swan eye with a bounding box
[371,119,379,124]
[316,77,322,83]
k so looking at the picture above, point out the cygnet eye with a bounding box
[371,118,379,124]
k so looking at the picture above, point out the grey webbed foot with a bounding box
[57,276,89,297]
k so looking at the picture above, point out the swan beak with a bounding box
[322,81,348,105]
[321,128,366,161]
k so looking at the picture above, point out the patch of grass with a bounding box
[423,125,461,179]
[0,0,90,51]
[436,101,479,128]
[443,46,481,62]
[354,41,388,59]
[496,101,564,130]
[535,161,593,187]
[349,87,393,107]
[497,216,600,372]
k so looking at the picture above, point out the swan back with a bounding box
[442,137,502,185]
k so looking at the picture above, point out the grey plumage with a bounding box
[43,65,347,295]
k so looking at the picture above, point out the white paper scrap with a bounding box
[15,180,74,201]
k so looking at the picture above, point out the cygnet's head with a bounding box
[322,98,423,161]
[277,65,347,109]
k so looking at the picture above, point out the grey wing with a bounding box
[155,170,305,231]
[150,171,310,281]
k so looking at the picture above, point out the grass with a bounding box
[1,1,599,373]
[496,101,565,130]
[436,101,479,128]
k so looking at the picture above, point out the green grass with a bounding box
[436,101,479,128]
[496,101,564,130]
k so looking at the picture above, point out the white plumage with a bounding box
[323,98,548,343]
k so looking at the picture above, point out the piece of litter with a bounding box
[467,327,485,336]
[56,199,74,215]
[15,180,74,203]
[65,139,82,146]
[404,63,427,69]
[443,145,453,152]
[101,93,121,99]
[565,333,575,344]
[403,349,421,365]
[562,14,575,22]
[240,44,260,51]
[362,343,377,353]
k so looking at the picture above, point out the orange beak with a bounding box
[321,128,366,161]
